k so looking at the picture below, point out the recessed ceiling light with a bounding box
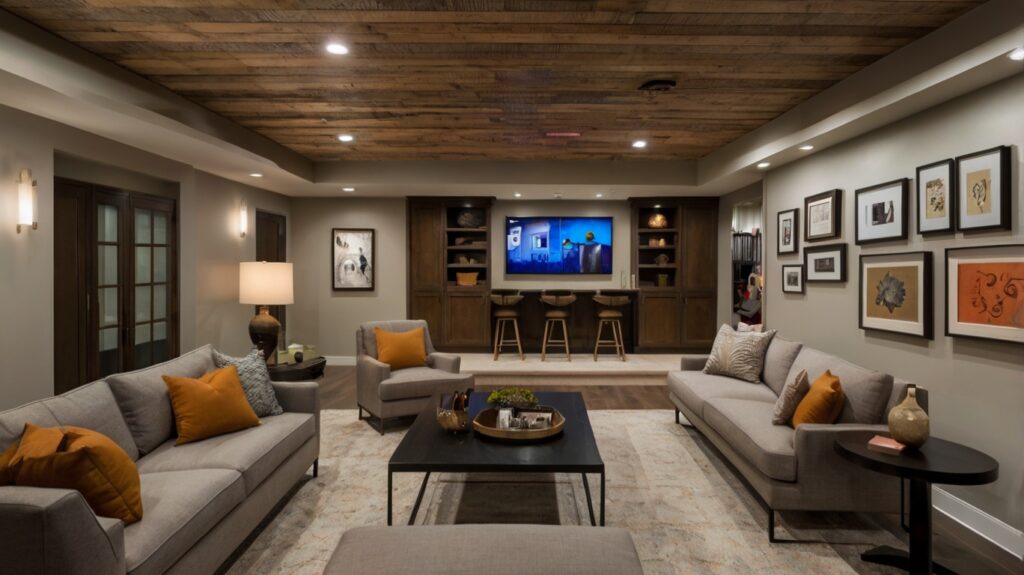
[596,193,604,198]
[342,187,355,192]
[632,140,647,149]
[513,193,522,198]
[249,173,263,178]
[326,43,349,55]
[757,162,771,169]
[1010,47,1024,61]
[337,134,354,142]
[799,144,814,151]
[654,204,662,209]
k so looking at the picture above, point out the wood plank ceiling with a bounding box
[1,1,986,161]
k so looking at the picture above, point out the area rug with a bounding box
[228,410,904,574]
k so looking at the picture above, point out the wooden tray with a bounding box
[473,407,565,442]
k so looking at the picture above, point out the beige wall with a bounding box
[717,182,764,327]
[764,74,1024,532]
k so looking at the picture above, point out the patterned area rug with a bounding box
[229,409,904,574]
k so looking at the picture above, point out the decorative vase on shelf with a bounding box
[647,213,668,229]
[888,386,929,448]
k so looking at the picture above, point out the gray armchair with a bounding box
[356,320,475,434]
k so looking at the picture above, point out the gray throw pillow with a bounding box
[213,348,284,417]
[772,369,810,425]
[703,324,776,383]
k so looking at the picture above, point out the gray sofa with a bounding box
[668,336,925,541]
[0,344,319,575]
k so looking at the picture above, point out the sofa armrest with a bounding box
[427,352,461,374]
[680,354,709,371]
[0,486,125,575]
[795,423,896,492]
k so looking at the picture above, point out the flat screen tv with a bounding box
[505,216,613,274]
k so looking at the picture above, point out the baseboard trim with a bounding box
[934,487,1023,561]
[324,355,355,366]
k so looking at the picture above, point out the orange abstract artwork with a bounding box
[957,262,1024,328]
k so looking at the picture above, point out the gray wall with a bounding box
[764,73,1024,531]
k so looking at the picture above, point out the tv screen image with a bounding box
[506,216,613,274]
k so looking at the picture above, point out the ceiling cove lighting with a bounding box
[342,187,355,192]
[757,162,771,169]
[513,193,522,198]
[596,193,604,198]
[799,144,814,151]
[632,140,647,149]
[337,134,355,142]
[326,43,349,55]
[1010,47,1024,61]
[249,172,263,178]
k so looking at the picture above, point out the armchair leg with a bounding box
[675,409,680,425]
[768,508,776,542]
[313,459,319,477]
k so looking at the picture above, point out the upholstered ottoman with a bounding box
[324,525,644,575]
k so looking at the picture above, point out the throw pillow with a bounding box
[12,423,143,524]
[162,366,260,445]
[213,348,284,417]
[703,324,776,383]
[374,326,428,370]
[0,441,19,485]
[791,370,845,428]
[772,369,810,425]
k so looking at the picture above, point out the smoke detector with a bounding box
[638,79,676,92]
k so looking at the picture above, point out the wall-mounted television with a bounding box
[505,216,613,274]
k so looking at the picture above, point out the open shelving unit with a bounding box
[444,207,489,288]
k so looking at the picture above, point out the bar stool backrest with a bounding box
[490,290,523,306]
[594,290,631,307]
[540,289,576,307]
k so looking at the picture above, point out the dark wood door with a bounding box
[53,182,90,394]
[444,290,490,347]
[408,201,445,341]
[638,292,681,349]
[681,201,718,349]
[256,210,287,351]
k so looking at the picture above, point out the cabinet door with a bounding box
[681,203,717,292]
[638,292,681,348]
[408,202,443,290]
[444,290,490,347]
[410,292,443,343]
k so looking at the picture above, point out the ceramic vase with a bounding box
[887,386,929,448]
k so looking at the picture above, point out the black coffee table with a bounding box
[387,391,605,526]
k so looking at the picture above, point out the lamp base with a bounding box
[249,305,280,363]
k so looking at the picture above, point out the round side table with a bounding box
[835,436,998,575]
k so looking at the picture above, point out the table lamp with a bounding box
[239,261,294,362]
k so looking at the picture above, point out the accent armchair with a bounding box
[356,320,475,433]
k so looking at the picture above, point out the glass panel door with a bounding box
[95,197,125,378]
[130,200,174,369]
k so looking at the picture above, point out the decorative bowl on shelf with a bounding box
[456,210,484,228]
[456,272,479,286]
[437,390,471,434]
[647,213,669,229]
[654,253,671,267]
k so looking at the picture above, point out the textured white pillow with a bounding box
[703,324,776,383]
[772,369,810,425]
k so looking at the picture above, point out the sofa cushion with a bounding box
[125,469,244,575]
[667,370,777,420]
[703,325,776,383]
[703,398,796,482]
[379,367,474,401]
[762,337,803,396]
[107,345,216,456]
[0,402,60,451]
[162,366,261,446]
[786,347,893,424]
[213,348,284,417]
[42,381,140,461]
[137,413,314,494]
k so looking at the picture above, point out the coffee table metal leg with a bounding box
[387,470,393,526]
[408,472,432,526]
[600,469,606,527]
[582,474,597,526]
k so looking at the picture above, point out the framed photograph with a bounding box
[916,159,956,234]
[332,228,375,291]
[804,189,842,242]
[945,244,1024,344]
[777,208,799,255]
[781,264,805,294]
[855,178,909,245]
[859,252,933,339]
[955,146,1011,231]
[805,244,847,282]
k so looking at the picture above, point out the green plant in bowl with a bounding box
[486,387,537,408]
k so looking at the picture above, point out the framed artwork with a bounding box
[781,264,805,294]
[955,145,1011,231]
[805,244,847,282]
[945,244,1024,344]
[804,189,842,242]
[777,208,799,255]
[859,252,933,339]
[332,228,375,291]
[916,159,955,234]
[855,178,909,245]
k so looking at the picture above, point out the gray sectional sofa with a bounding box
[668,336,926,540]
[0,344,319,575]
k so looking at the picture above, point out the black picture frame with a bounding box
[777,208,799,255]
[804,189,842,242]
[916,158,956,235]
[859,251,933,339]
[955,145,1011,232]
[781,264,805,294]
[804,243,847,282]
[855,178,909,245]
[944,244,1024,344]
[332,228,375,291]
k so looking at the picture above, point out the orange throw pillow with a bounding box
[791,370,845,428]
[13,423,143,524]
[374,326,428,369]
[162,366,260,445]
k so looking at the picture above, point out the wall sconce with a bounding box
[239,201,248,238]
[17,168,37,234]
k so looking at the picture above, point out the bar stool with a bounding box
[540,290,576,361]
[593,290,630,361]
[490,289,524,360]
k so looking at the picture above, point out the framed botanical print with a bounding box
[777,208,799,255]
[332,228,375,291]
[945,244,1024,344]
[804,244,847,282]
[804,189,842,242]
[781,264,805,294]
[916,159,955,234]
[859,252,932,339]
[855,178,909,245]
[955,146,1011,231]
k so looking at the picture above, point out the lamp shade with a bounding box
[239,262,294,305]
